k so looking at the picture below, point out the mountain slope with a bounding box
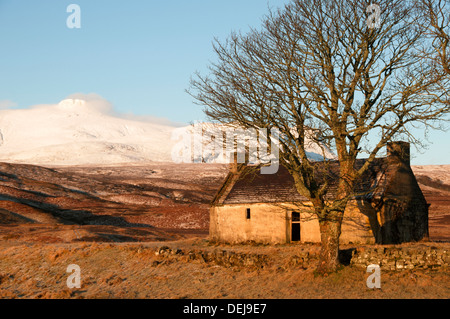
[0,99,177,165]
[0,98,334,166]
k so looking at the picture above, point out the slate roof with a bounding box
[212,158,389,205]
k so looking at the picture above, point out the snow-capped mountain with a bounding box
[0,99,177,165]
[0,98,335,166]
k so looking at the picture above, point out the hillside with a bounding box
[412,165,450,242]
[0,162,448,243]
[0,162,227,242]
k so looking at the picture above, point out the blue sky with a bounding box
[0,0,289,122]
[0,0,448,165]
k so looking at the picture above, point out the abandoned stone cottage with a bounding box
[210,142,429,245]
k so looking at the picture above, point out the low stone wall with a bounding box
[153,246,269,269]
[151,244,449,271]
[350,246,449,270]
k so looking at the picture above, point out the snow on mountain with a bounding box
[0,98,335,166]
[0,99,176,165]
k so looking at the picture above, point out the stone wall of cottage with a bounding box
[210,204,290,244]
[210,200,378,245]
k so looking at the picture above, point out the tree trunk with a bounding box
[316,216,343,274]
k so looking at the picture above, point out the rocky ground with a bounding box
[0,162,448,299]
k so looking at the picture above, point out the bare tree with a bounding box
[188,0,450,273]
[416,0,450,110]
[417,0,450,75]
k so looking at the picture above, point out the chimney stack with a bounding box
[229,152,239,174]
[387,141,410,166]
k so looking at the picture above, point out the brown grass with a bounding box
[0,240,448,299]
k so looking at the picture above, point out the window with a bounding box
[291,212,300,242]
[246,208,251,220]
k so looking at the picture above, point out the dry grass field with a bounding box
[0,240,449,299]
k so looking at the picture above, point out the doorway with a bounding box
[291,212,301,242]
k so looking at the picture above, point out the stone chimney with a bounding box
[228,152,238,175]
[229,152,239,174]
[387,141,410,166]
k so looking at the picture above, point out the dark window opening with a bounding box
[291,212,300,242]
[246,208,251,220]
[291,223,301,242]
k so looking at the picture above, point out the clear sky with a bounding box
[0,0,448,165]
